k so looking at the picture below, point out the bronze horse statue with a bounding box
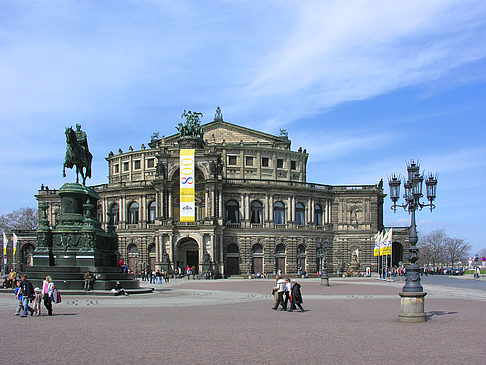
[63,126,92,185]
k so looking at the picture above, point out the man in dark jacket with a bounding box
[19,274,35,317]
[289,279,304,312]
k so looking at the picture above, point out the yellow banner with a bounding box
[180,149,195,222]
[373,232,380,257]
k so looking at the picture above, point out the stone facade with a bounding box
[14,114,409,276]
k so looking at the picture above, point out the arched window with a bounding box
[110,203,119,225]
[275,244,286,254]
[297,245,306,255]
[295,202,305,225]
[250,201,263,224]
[227,244,239,254]
[252,244,263,254]
[128,202,139,224]
[225,200,240,224]
[148,201,156,223]
[97,205,103,223]
[54,208,60,226]
[273,202,285,224]
[314,204,323,226]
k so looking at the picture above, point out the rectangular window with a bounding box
[261,157,269,167]
[291,161,296,170]
[114,164,119,173]
[228,156,237,165]
[134,160,141,169]
[123,162,129,171]
[147,159,154,168]
[245,156,253,166]
[277,159,284,168]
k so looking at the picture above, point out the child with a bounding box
[14,281,23,316]
[33,287,42,316]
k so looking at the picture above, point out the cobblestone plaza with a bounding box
[1,277,485,364]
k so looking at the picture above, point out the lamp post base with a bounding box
[398,291,427,323]
[320,277,329,286]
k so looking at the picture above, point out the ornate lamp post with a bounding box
[319,239,329,286]
[389,160,437,322]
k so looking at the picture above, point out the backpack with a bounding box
[51,286,62,304]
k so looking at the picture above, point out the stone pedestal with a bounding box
[399,291,427,323]
[29,183,142,293]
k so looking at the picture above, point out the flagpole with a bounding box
[390,241,393,282]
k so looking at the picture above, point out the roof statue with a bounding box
[63,124,93,185]
[214,106,224,122]
[176,110,204,139]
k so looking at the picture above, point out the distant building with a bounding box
[16,109,409,276]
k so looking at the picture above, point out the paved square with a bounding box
[1,278,485,364]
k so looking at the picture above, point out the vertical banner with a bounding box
[2,231,7,267]
[384,229,392,255]
[373,232,381,257]
[379,231,385,256]
[180,149,195,222]
[12,232,18,257]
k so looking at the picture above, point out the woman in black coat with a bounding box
[289,280,304,312]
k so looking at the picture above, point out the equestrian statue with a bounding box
[63,123,92,185]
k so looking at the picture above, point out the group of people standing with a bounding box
[15,274,55,317]
[141,269,171,284]
[272,276,304,312]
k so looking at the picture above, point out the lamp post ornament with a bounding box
[389,160,437,322]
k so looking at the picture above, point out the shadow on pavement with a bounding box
[426,310,458,319]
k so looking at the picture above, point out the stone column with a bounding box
[140,194,146,226]
[245,194,250,222]
[218,190,223,219]
[205,190,209,219]
[168,189,173,218]
[310,198,314,224]
[269,195,273,223]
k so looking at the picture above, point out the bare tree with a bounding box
[0,207,39,233]
[444,237,471,267]
[418,230,448,266]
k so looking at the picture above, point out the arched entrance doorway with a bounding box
[148,243,156,272]
[226,243,240,276]
[297,244,306,275]
[252,244,263,274]
[392,241,403,267]
[127,244,138,272]
[275,244,286,274]
[176,237,199,274]
[21,244,35,271]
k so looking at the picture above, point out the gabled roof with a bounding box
[150,120,289,148]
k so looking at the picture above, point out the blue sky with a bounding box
[1,1,485,253]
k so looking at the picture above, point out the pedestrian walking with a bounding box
[42,276,54,316]
[14,281,23,316]
[284,277,292,310]
[289,279,304,312]
[33,287,42,316]
[19,274,34,317]
[272,275,286,311]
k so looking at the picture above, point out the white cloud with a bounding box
[246,0,486,126]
